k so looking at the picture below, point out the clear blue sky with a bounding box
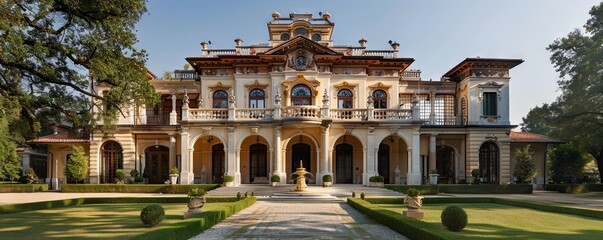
[135,0,600,127]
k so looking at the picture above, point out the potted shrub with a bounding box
[169,167,179,185]
[369,175,384,187]
[186,188,207,213]
[115,169,126,184]
[471,168,480,184]
[403,188,424,220]
[271,174,280,187]
[429,169,439,185]
[223,174,234,187]
[322,175,332,187]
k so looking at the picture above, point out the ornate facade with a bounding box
[32,12,527,188]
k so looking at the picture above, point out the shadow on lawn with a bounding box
[0,203,186,240]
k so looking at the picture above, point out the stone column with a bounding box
[227,126,240,186]
[429,134,437,173]
[170,93,177,125]
[273,126,286,184]
[407,129,422,185]
[169,134,177,182]
[318,126,332,184]
[180,127,193,184]
[363,127,377,185]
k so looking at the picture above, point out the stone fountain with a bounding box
[291,160,313,192]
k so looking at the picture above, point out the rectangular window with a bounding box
[482,92,497,116]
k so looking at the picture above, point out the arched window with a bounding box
[280,33,290,41]
[479,142,499,184]
[101,141,123,183]
[291,84,312,106]
[213,90,228,108]
[294,27,307,36]
[249,89,265,108]
[373,90,387,109]
[337,89,353,108]
[311,33,321,41]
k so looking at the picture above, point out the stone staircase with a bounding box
[206,184,405,202]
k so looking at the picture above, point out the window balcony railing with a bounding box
[330,109,367,120]
[281,106,321,119]
[189,109,228,120]
[235,108,273,120]
[373,109,413,120]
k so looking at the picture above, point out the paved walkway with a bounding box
[190,201,408,240]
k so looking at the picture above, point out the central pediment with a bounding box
[262,35,341,56]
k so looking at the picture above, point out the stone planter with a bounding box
[429,174,439,185]
[271,181,279,187]
[369,182,384,187]
[169,174,178,185]
[224,181,234,187]
[403,196,424,220]
[184,196,206,219]
[323,181,332,187]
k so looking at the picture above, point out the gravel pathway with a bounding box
[190,201,408,240]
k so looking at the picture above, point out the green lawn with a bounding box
[0,202,234,239]
[376,203,603,240]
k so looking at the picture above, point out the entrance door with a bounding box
[378,144,390,183]
[436,146,455,184]
[291,143,311,180]
[249,144,267,183]
[212,144,225,184]
[145,146,169,184]
[336,144,353,183]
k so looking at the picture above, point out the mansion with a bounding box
[25,12,559,189]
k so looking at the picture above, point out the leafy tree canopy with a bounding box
[0,0,158,138]
[522,2,603,181]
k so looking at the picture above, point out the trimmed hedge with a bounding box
[0,197,240,215]
[363,197,603,220]
[348,198,446,240]
[0,184,49,193]
[587,184,603,192]
[384,184,532,195]
[61,184,220,193]
[384,185,439,195]
[543,184,603,193]
[0,198,87,214]
[131,197,257,240]
[352,197,603,240]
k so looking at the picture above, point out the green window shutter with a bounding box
[483,92,497,116]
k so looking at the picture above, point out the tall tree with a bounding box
[0,0,158,137]
[65,145,88,183]
[513,145,536,184]
[524,2,603,181]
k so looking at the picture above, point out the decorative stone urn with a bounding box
[403,188,424,220]
[403,196,424,220]
[169,174,178,185]
[187,196,206,213]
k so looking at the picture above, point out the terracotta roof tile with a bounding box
[509,131,562,143]
[27,132,89,144]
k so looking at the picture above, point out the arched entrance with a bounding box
[479,142,499,184]
[436,145,455,184]
[378,143,390,183]
[249,143,268,183]
[377,135,408,185]
[291,143,311,173]
[144,146,169,184]
[336,143,354,183]
[101,141,123,183]
[212,143,225,183]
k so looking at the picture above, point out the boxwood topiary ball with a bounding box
[441,205,468,231]
[140,204,165,227]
